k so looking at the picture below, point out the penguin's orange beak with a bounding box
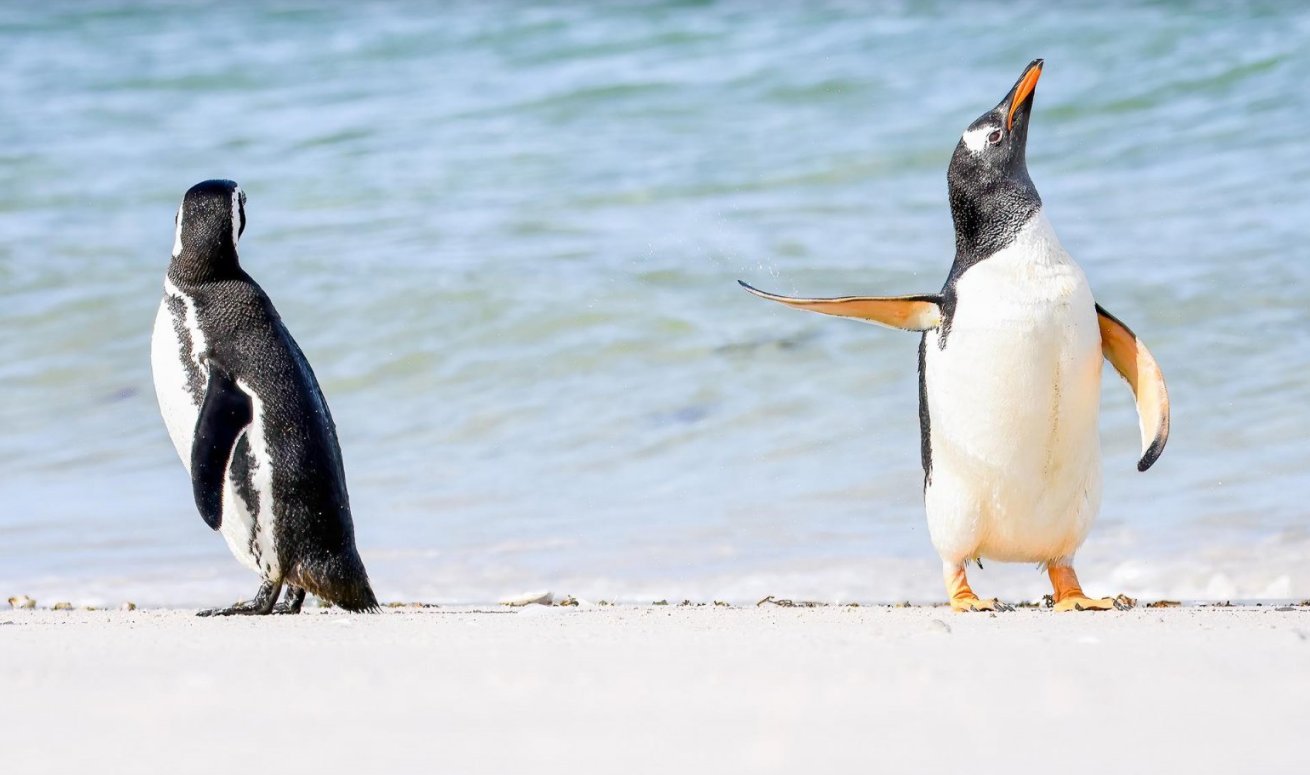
[1007,60,1043,130]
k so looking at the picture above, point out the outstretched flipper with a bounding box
[738,281,942,332]
[191,359,253,529]
[1096,304,1170,471]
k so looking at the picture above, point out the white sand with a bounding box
[2,605,1307,774]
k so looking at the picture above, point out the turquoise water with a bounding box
[1,2,1308,605]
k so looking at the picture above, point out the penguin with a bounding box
[151,179,378,616]
[740,60,1170,612]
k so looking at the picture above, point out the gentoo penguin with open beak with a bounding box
[151,179,378,616]
[741,60,1170,612]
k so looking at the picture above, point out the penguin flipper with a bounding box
[1096,304,1170,472]
[191,361,253,530]
[738,281,941,331]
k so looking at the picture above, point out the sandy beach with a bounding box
[2,603,1306,774]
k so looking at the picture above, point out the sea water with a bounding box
[1,2,1307,605]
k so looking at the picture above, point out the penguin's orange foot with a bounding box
[1047,565,1135,612]
[950,596,1010,613]
[944,563,1013,613]
[1053,595,1115,612]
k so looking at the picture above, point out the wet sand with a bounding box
[2,604,1306,774]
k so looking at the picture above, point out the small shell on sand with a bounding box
[52,602,74,611]
[120,602,137,611]
[8,595,37,610]
[499,590,553,607]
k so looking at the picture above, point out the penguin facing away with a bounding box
[741,60,1170,612]
[151,180,378,616]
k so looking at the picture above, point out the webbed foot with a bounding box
[196,579,282,617]
[1052,595,1115,612]
[273,586,306,615]
[1047,565,1131,613]
[944,562,1013,613]
[950,596,1013,613]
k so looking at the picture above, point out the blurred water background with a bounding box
[2,1,1308,606]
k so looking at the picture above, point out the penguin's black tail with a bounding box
[326,575,380,613]
[295,554,380,613]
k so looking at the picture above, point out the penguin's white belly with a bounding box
[923,217,1103,564]
[151,285,280,579]
[151,296,202,463]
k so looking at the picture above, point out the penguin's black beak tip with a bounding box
[1006,59,1043,131]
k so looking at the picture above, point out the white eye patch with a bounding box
[230,186,244,247]
[172,204,184,257]
[962,125,998,153]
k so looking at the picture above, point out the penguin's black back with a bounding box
[178,266,376,611]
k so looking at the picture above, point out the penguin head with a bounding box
[170,179,247,277]
[950,59,1042,184]
[946,60,1044,257]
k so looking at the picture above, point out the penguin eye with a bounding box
[987,129,1004,145]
